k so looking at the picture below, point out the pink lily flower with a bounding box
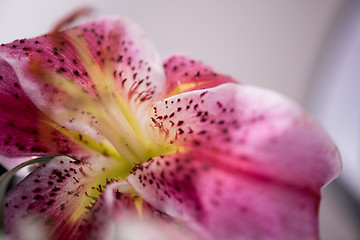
[0,16,341,240]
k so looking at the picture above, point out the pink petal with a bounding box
[163,54,237,96]
[129,83,341,239]
[90,181,195,240]
[70,17,166,113]
[4,154,133,240]
[0,17,165,141]
[128,152,322,240]
[0,59,85,167]
[4,156,193,240]
[149,83,340,189]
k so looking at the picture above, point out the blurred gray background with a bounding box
[0,1,358,239]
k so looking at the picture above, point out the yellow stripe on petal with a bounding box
[69,156,132,222]
[167,81,210,97]
[4,155,135,239]
[64,30,154,160]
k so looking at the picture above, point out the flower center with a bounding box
[42,29,176,167]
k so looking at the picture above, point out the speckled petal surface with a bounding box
[149,83,340,189]
[163,54,236,97]
[4,155,132,240]
[128,83,341,239]
[128,152,321,240]
[0,58,86,168]
[0,17,166,142]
